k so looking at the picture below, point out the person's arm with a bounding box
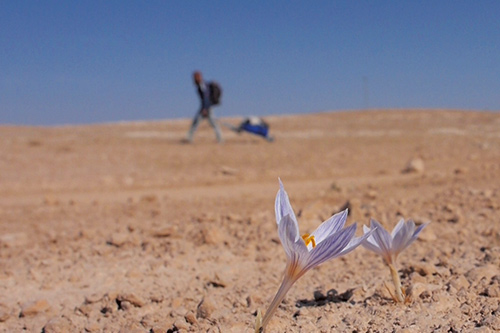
[199,83,211,111]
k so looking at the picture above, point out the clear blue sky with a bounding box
[1,1,499,125]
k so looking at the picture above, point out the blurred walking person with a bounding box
[186,71,223,143]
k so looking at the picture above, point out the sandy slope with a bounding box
[0,109,499,332]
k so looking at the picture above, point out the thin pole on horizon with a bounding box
[363,76,369,109]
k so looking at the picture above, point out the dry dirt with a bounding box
[0,110,499,333]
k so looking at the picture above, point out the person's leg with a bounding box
[187,112,202,142]
[207,110,223,143]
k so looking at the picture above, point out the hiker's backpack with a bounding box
[208,81,222,105]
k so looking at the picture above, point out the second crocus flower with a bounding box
[362,218,428,303]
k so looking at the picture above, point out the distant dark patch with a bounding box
[28,140,42,147]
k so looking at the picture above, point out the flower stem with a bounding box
[261,275,296,330]
[388,263,405,303]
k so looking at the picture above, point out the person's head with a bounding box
[193,71,203,85]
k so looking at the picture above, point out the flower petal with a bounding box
[390,218,406,238]
[410,221,428,243]
[391,219,414,254]
[304,223,357,271]
[311,209,348,245]
[277,214,297,259]
[363,224,380,246]
[275,180,298,229]
[361,225,384,256]
[278,214,307,260]
[370,219,393,254]
[345,226,375,256]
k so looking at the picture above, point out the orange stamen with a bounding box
[301,233,316,248]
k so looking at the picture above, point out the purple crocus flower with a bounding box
[257,180,373,331]
[362,218,428,303]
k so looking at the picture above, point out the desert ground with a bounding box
[0,109,499,332]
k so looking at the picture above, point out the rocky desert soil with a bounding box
[0,110,499,332]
